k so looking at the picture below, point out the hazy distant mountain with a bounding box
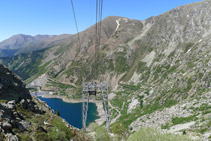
[0,34,72,57]
[0,34,51,50]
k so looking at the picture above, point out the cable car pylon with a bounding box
[82,82,110,132]
[70,0,109,132]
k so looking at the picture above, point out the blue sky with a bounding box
[0,0,201,42]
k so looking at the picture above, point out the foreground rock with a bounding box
[0,64,91,141]
[0,65,31,102]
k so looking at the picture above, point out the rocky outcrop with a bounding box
[0,98,43,139]
[0,64,31,102]
[0,64,90,140]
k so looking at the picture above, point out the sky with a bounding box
[0,0,202,42]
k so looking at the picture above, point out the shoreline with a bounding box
[41,94,105,125]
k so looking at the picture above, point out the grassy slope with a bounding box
[127,128,193,141]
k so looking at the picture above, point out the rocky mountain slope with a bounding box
[0,64,90,141]
[0,0,211,140]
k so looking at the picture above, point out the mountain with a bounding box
[0,64,90,140]
[0,34,50,50]
[1,0,211,140]
[0,34,72,57]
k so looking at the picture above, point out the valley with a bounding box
[0,0,211,140]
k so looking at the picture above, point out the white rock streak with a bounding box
[187,48,192,53]
[115,18,121,31]
[187,39,202,54]
[198,39,202,43]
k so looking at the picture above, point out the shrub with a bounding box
[18,135,33,141]
[48,117,72,140]
[88,123,111,141]
[0,133,5,141]
[34,132,52,141]
[161,123,170,130]
[56,109,60,116]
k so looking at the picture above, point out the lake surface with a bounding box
[39,97,99,129]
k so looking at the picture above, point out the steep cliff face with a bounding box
[0,65,90,141]
[0,65,31,102]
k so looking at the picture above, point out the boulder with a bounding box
[17,120,30,131]
[10,120,16,127]
[7,100,16,110]
[2,122,12,130]
[19,99,28,109]
[6,133,19,141]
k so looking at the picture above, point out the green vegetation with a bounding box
[199,103,211,111]
[110,108,119,120]
[0,49,53,84]
[35,131,52,141]
[0,99,8,103]
[65,61,80,77]
[110,98,124,109]
[141,100,177,116]
[1,49,46,81]
[120,83,140,91]
[115,56,128,73]
[137,62,147,73]
[138,95,144,108]
[110,87,177,137]
[198,127,208,134]
[89,123,114,141]
[111,122,127,140]
[56,109,60,116]
[184,78,194,92]
[172,115,197,125]
[18,135,32,141]
[168,51,175,59]
[127,128,193,141]
[167,65,177,73]
[108,60,114,71]
[54,44,71,56]
[0,132,5,141]
[48,118,73,140]
[161,123,170,129]
[192,103,211,115]
[46,80,79,98]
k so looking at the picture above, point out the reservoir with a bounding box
[39,97,99,129]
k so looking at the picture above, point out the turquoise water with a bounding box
[39,97,99,129]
